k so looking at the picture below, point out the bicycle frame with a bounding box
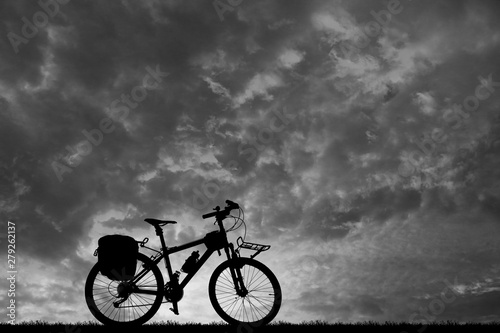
[152,232,233,289]
[130,220,246,315]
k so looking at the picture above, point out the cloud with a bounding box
[202,76,231,99]
[413,91,437,115]
[279,209,500,322]
[311,10,361,42]
[2,0,500,325]
[278,48,305,69]
[232,72,283,107]
[268,18,295,30]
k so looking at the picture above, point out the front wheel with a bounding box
[209,257,282,327]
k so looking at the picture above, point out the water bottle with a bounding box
[181,251,199,273]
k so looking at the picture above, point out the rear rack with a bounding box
[236,237,270,259]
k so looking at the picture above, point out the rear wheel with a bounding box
[85,252,164,326]
[209,257,282,326]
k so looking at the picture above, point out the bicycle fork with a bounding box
[227,244,248,297]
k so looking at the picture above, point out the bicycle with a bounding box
[84,200,282,326]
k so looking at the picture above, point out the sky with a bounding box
[1,0,500,325]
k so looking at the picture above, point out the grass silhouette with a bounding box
[2,319,500,333]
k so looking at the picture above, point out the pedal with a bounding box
[170,302,179,315]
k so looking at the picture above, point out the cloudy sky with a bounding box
[1,0,500,324]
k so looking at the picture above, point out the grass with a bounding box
[2,320,500,333]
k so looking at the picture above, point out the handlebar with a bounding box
[202,211,218,219]
[202,200,240,220]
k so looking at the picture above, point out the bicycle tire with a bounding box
[85,252,164,326]
[209,257,282,327]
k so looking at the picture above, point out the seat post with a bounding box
[155,226,167,251]
[155,226,174,277]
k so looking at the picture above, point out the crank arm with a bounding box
[170,301,179,315]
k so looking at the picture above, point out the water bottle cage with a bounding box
[181,251,199,273]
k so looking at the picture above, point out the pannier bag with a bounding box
[97,234,138,281]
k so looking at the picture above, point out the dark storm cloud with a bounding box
[1,0,500,324]
[0,0,235,261]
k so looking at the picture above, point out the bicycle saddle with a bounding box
[144,218,177,226]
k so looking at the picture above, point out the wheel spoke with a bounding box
[217,278,235,290]
[226,297,240,316]
[248,271,267,291]
[248,293,272,311]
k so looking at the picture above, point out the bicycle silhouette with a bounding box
[85,200,282,326]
